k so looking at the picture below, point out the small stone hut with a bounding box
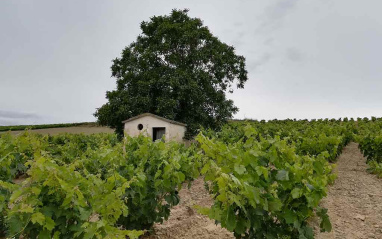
[122,113,186,142]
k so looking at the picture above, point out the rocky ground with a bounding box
[315,142,382,239]
[144,178,234,239]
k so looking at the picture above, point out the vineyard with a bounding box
[0,118,381,239]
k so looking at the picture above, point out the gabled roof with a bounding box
[122,113,187,126]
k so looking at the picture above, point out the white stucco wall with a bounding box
[123,115,186,142]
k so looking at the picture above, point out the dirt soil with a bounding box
[144,178,234,239]
[315,142,382,239]
[0,126,113,135]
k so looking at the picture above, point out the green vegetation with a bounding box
[1,117,382,238]
[0,132,201,238]
[95,9,248,138]
[197,119,352,238]
[356,119,382,178]
[367,161,382,177]
[197,131,335,238]
[0,122,98,132]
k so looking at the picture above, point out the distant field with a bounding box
[0,122,100,132]
[0,123,114,135]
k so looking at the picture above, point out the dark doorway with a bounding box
[153,127,166,141]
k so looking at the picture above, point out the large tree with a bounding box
[95,9,248,138]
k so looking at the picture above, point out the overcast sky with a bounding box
[1,0,382,125]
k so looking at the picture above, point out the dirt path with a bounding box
[145,178,234,239]
[315,142,382,239]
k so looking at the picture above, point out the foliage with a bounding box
[356,120,382,178]
[367,161,382,178]
[73,135,202,230]
[196,126,336,239]
[358,134,382,163]
[3,157,142,239]
[295,134,343,163]
[46,133,119,164]
[94,9,248,138]
[116,136,201,229]
[0,133,201,238]
[0,132,48,182]
[206,119,353,162]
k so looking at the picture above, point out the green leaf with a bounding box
[234,164,246,175]
[195,205,210,215]
[304,226,314,239]
[79,208,92,221]
[154,170,162,179]
[217,193,227,202]
[31,212,45,225]
[299,235,308,239]
[255,166,268,180]
[44,216,56,231]
[53,231,61,239]
[317,207,332,232]
[177,172,186,182]
[235,217,249,235]
[39,230,51,239]
[126,230,144,239]
[291,188,302,199]
[283,209,297,224]
[276,169,289,181]
[306,183,315,191]
[31,187,41,195]
[201,163,210,174]
[225,206,237,232]
[320,216,332,232]
[268,199,283,212]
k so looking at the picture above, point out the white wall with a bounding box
[123,115,186,142]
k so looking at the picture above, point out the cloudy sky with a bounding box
[1,0,382,125]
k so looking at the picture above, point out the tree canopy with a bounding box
[95,9,248,138]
